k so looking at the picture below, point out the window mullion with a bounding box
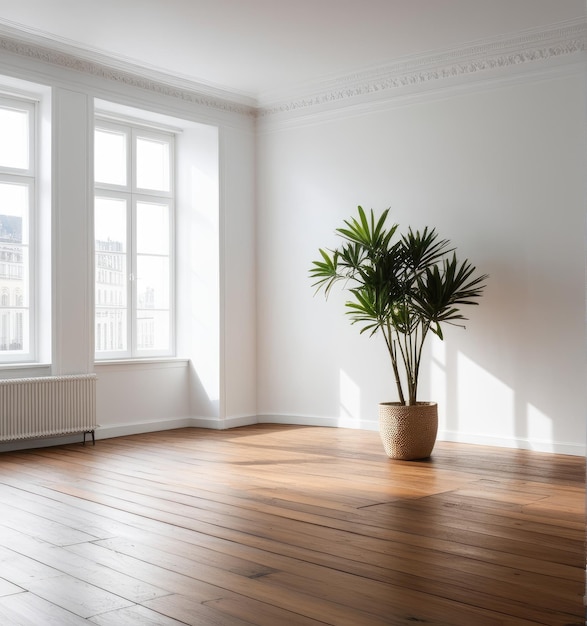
[128,128,135,357]
[129,196,137,357]
[27,178,34,359]
[131,128,138,192]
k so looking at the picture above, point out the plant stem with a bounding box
[412,323,430,405]
[383,321,405,405]
[408,324,417,405]
[395,322,411,405]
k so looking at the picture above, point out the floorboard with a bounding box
[0,425,584,625]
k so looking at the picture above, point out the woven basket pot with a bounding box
[379,402,438,460]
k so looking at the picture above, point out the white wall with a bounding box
[0,28,584,457]
[257,69,587,455]
[220,126,258,427]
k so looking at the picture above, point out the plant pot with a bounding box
[379,402,438,460]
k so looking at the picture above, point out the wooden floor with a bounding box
[0,425,584,626]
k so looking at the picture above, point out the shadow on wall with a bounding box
[428,337,560,452]
[335,301,585,455]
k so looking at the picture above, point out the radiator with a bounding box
[0,374,97,443]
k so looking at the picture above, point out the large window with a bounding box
[94,118,174,359]
[0,97,34,362]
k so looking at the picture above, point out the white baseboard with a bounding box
[257,415,586,457]
[220,415,258,429]
[96,415,260,437]
[257,413,338,427]
[96,417,200,439]
[257,413,379,430]
[143,414,587,457]
[437,430,586,457]
[1,414,582,457]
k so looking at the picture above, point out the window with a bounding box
[0,97,34,361]
[94,118,174,359]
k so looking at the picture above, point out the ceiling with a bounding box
[0,0,584,104]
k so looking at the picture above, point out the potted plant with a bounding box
[310,206,487,459]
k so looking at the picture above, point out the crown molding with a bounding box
[0,22,256,117]
[258,17,587,118]
[0,18,584,121]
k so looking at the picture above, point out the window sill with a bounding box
[0,363,52,377]
[94,357,190,372]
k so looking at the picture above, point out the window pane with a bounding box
[95,196,127,252]
[0,310,28,352]
[0,181,29,355]
[95,128,127,186]
[137,255,169,310]
[137,201,169,255]
[0,183,28,244]
[0,107,28,170]
[137,310,169,351]
[95,249,126,307]
[0,243,28,295]
[95,308,127,353]
[0,246,28,353]
[95,196,127,354]
[136,136,170,192]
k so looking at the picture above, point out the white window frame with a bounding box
[94,116,175,360]
[0,96,36,363]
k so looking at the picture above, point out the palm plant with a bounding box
[310,206,487,405]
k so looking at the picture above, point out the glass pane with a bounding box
[137,202,169,255]
[0,309,28,352]
[136,136,170,192]
[0,183,28,244]
[95,250,126,308]
[136,255,169,310]
[95,308,127,353]
[95,195,128,354]
[95,196,127,252]
[137,310,169,351]
[0,245,28,304]
[0,181,29,354]
[95,128,127,186]
[0,107,28,170]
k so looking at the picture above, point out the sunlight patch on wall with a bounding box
[458,352,515,437]
[338,369,361,428]
[430,336,447,409]
[526,403,554,450]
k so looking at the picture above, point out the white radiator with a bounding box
[0,374,97,443]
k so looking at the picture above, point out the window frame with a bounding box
[94,116,175,361]
[0,96,37,363]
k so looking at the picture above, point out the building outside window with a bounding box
[0,97,34,360]
[94,117,174,359]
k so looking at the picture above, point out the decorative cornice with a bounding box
[0,18,584,120]
[258,18,587,117]
[0,29,256,117]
